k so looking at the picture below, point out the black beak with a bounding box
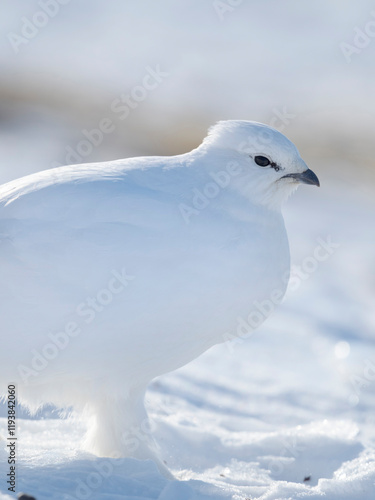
[281,169,320,187]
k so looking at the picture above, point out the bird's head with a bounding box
[200,120,319,210]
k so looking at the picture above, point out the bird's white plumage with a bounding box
[0,120,317,473]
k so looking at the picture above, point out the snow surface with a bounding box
[1,167,374,499]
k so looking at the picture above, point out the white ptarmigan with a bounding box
[0,120,319,474]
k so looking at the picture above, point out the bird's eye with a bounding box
[254,155,271,167]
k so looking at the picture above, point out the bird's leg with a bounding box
[81,389,173,478]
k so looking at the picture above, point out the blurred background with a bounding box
[1,0,374,187]
[0,0,375,477]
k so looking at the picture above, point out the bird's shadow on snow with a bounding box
[0,452,224,500]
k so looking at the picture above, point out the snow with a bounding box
[1,170,374,498]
